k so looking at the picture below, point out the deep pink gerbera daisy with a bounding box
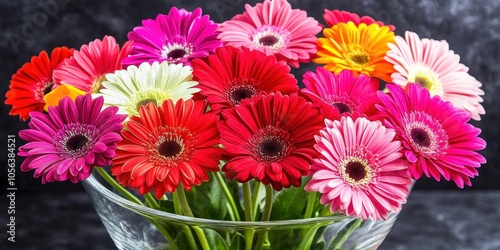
[217,0,322,68]
[53,36,132,93]
[301,68,382,121]
[111,99,223,199]
[18,94,126,183]
[323,9,395,31]
[122,7,221,67]
[305,116,412,221]
[218,92,324,190]
[385,31,485,120]
[191,46,298,114]
[376,83,487,187]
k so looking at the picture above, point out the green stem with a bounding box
[254,185,274,250]
[297,225,321,250]
[214,172,241,221]
[303,191,317,219]
[94,168,178,250]
[327,218,364,250]
[173,192,199,250]
[176,187,211,250]
[242,182,255,250]
[251,181,262,218]
[144,193,159,208]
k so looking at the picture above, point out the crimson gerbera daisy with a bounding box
[5,46,74,121]
[305,116,412,221]
[18,94,126,183]
[191,46,298,113]
[218,92,324,190]
[385,31,485,120]
[301,68,381,121]
[122,7,221,67]
[53,35,132,93]
[217,0,322,68]
[323,9,395,31]
[111,99,223,199]
[376,83,487,188]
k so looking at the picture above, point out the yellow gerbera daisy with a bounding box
[314,21,395,82]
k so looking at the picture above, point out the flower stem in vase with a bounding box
[327,218,364,250]
[254,184,274,250]
[242,182,255,250]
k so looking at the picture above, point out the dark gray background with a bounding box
[1,0,498,192]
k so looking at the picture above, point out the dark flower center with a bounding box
[259,138,284,159]
[411,128,431,147]
[158,140,183,158]
[167,49,187,60]
[259,35,279,46]
[332,102,352,114]
[66,134,89,151]
[227,85,257,105]
[349,54,370,65]
[43,82,54,96]
[345,161,366,182]
[137,98,156,109]
[414,76,431,89]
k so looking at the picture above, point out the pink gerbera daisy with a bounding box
[53,36,132,93]
[18,94,126,183]
[111,99,223,199]
[305,116,412,221]
[191,46,298,114]
[218,92,325,190]
[301,68,381,121]
[376,83,487,187]
[217,0,322,68]
[122,7,221,67]
[323,9,395,31]
[385,31,485,120]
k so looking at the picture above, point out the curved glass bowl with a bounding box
[82,170,400,250]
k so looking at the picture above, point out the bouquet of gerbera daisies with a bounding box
[6,0,486,249]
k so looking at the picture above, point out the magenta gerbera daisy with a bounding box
[122,7,221,67]
[191,46,298,114]
[217,0,322,68]
[53,36,132,93]
[305,116,412,221]
[376,83,487,187]
[385,31,485,120]
[218,92,324,190]
[18,94,126,183]
[323,9,395,31]
[301,68,382,121]
[111,99,223,199]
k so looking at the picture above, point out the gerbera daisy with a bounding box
[53,35,132,93]
[305,116,412,221]
[217,0,322,68]
[376,83,486,187]
[323,9,395,31]
[314,21,395,82]
[111,99,223,199]
[122,7,221,67]
[18,94,126,183]
[5,46,74,120]
[94,61,199,117]
[385,31,485,120]
[191,46,298,113]
[218,92,324,190]
[301,68,381,121]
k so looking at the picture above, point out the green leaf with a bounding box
[203,228,228,250]
[270,186,308,220]
[174,231,193,250]
[228,232,245,250]
[157,200,175,214]
[184,176,229,220]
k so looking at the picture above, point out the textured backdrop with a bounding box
[1,0,499,192]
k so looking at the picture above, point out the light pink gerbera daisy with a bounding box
[53,36,132,93]
[18,94,126,183]
[305,116,412,221]
[301,68,382,121]
[323,9,395,31]
[217,0,322,68]
[376,83,487,188]
[385,31,485,120]
[122,7,221,67]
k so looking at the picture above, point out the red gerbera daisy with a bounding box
[5,47,74,120]
[111,99,223,199]
[191,46,298,114]
[218,92,324,190]
[323,9,395,31]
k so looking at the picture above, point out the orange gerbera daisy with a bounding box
[314,21,395,82]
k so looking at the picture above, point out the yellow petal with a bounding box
[43,85,87,111]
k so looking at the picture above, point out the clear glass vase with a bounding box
[82,170,401,250]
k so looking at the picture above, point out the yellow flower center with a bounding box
[91,75,106,94]
[345,45,371,67]
[127,89,171,116]
[407,65,444,97]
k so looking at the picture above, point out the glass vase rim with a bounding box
[84,171,351,228]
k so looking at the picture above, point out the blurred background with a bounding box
[0,0,499,249]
